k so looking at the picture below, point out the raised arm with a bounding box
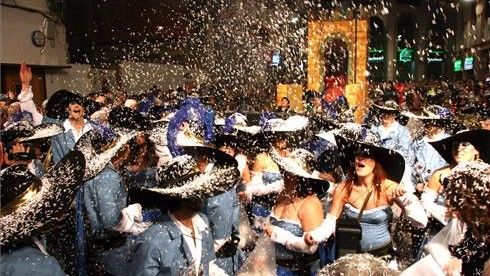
[18,62,43,126]
[420,169,448,225]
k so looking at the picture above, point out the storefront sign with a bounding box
[464,56,474,70]
[427,49,444,63]
[368,48,384,62]
[398,48,413,63]
[454,59,462,72]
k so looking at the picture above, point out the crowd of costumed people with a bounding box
[1,63,489,276]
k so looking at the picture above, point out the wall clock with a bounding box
[31,30,46,47]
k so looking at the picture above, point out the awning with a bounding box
[1,63,72,69]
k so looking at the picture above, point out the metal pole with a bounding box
[354,9,358,83]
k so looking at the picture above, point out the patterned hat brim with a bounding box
[0,150,86,246]
[429,129,490,165]
[335,135,405,183]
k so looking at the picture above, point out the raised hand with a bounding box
[20,62,32,89]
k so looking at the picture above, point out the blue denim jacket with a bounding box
[203,187,243,274]
[410,134,449,184]
[82,164,127,232]
[127,212,216,276]
[1,246,66,276]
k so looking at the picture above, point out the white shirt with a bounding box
[63,119,93,143]
[169,212,209,275]
[17,86,43,126]
[377,121,400,140]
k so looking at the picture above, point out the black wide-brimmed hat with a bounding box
[400,105,454,126]
[132,146,239,207]
[214,113,257,149]
[1,121,34,145]
[262,115,313,148]
[19,123,64,142]
[108,106,151,131]
[334,124,405,183]
[1,121,64,145]
[0,150,86,246]
[310,113,341,132]
[45,89,104,120]
[271,148,330,196]
[428,129,490,165]
[0,165,39,205]
[372,100,400,114]
[1,121,64,160]
[214,133,241,149]
[75,128,137,181]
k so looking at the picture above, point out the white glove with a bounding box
[113,203,147,234]
[248,171,264,186]
[209,260,229,276]
[420,189,448,225]
[270,226,318,254]
[308,213,336,243]
[246,179,284,197]
[395,193,428,228]
[239,171,284,203]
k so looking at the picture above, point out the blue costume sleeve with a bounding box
[50,133,72,165]
[0,246,66,276]
[203,190,236,240]
[83,167,127,231]
[127,240,164,276]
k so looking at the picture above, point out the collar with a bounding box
[167,212,208,239]
[63,119,92,133]
[424,131,448,142]
[379,121,399,133]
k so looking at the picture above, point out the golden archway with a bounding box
[307,19,369,121]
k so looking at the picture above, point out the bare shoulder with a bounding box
[333,182,349,198]
[299,195,324,229]
[433,166,451,176]
[427,166,451,191]
[382,179,399,191]
[255,152,271,163]
[303,194,323,208]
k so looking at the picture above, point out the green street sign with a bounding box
[398,48,413,63]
